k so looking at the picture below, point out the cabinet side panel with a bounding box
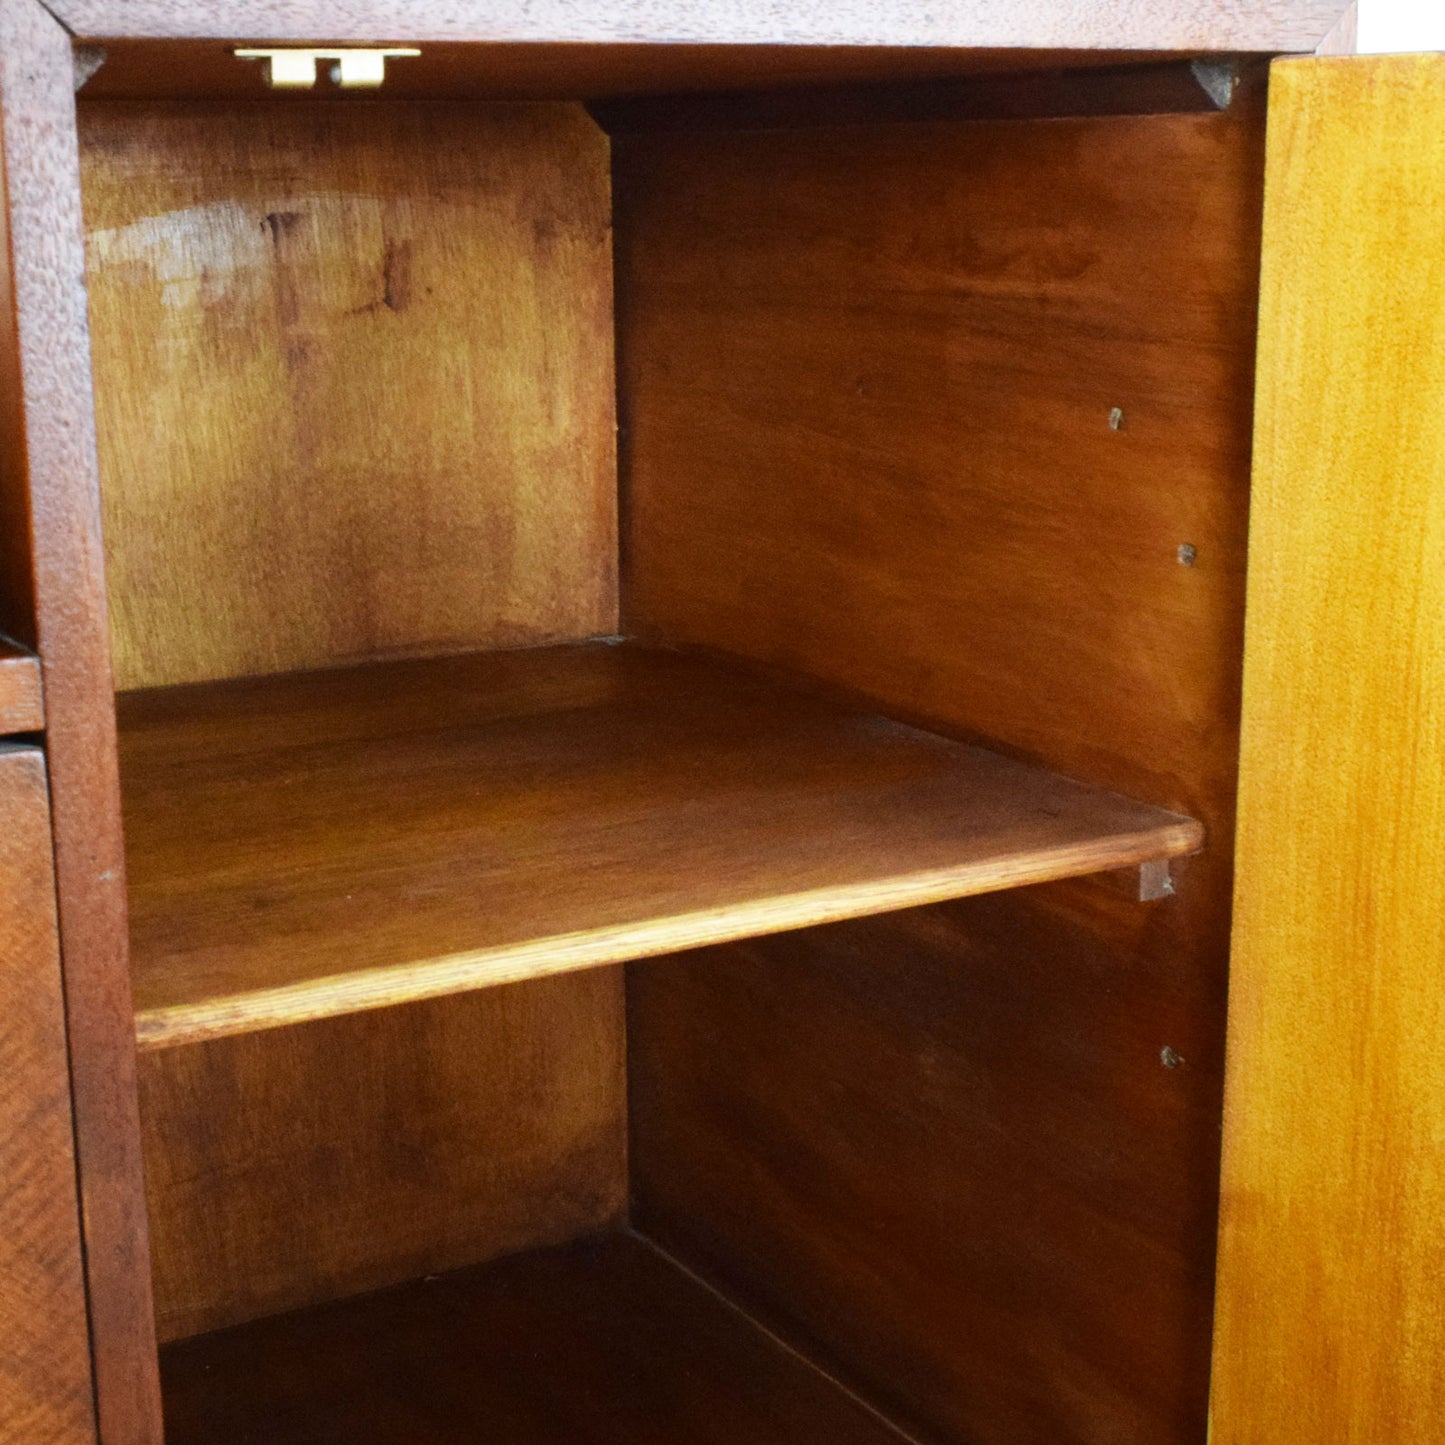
[0,8,164,1442]
[79,100,617,691]
[1211,55,1445,1444]
[140,971,628,1342]
[0,747,95,1444]
[622,106,1262,1444]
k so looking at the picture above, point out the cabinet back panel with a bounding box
[79,99,617,691]
[622,105,1263,1444]
[139,971,627,1342]
[619,109,1259,803]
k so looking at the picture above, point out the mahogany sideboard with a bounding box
[1,1,1440,1440]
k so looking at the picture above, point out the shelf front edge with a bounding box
[133,815,1201,1051]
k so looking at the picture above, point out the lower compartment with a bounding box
[158,1232,910,1444]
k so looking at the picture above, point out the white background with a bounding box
[1357,0,1445,52]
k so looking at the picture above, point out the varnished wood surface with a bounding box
[0,635,44,732]
[0,747,95,1444]
[620,103,1262,1445]
[47,0,1354,53]
[1211,54,1445,1444]
[619,109,1261,807]
[81,42,1186,102]
[81,100,616,690]
[119,643,1200,1049]
[632,900,1228,1445]
[141,972,626,1342]
[0,5,165,1439]
[160,1233,911,1444]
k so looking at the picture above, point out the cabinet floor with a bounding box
[159,1232,911,1444]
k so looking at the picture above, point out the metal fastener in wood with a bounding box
[234,48,421,90]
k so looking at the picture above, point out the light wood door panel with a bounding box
[1212,53,1445,1444]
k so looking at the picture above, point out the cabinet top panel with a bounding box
[48,0,1352,54]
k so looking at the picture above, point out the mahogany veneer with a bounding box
[0,6,1331,1442]
[119,642,1200,1049]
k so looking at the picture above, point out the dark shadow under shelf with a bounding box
[119,642,1201,1049]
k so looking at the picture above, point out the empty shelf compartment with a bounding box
[158,1234,911,1445]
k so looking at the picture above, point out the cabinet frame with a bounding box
[5,5,1426,1444]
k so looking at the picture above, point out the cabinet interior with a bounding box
[77,44,1265,1445]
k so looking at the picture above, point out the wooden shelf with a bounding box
[0,636,43,735]
[119,643,1201,1049]
[159,1233,910,1444]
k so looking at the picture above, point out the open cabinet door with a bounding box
[0,743,95,1443]
[1212,53,1445,1442]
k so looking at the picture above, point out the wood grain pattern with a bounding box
[618,110,1262,805]
[621,103,1263,1445]
[159,1232,912,1445]
[0,6,165,1440]
[140,972,626,1343]
[1211,53,1445,1445]
[0,746,95,1445]
[0,635,44,732]
[1314,1,1358,52]
[631,898,1232,1445]
[80,100,616,691]
[119,643,1199,1049]
[81,42,1187,103]
[45,0,1354,53]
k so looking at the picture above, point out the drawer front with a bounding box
[0,744,95,1444]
